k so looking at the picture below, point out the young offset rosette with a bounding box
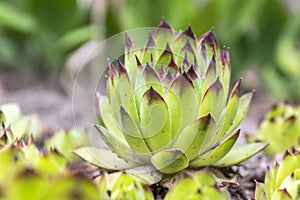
[255,149,300,200]
[250,102,300,156]
[74,19,267,184]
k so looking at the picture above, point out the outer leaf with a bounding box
[212,143,268,167]
[172,114,214,161]
[94,125,141,164]
[140,87,171,152]
[73,147,136,170]
[219,79,241,139]
[151,149,189,174]
[190,130,240,167]
[119,107,151,155]
[114,64,139,124]
[226,92,253,135]
[99,96,127,143]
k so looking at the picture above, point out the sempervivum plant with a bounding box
[253,102,300,156]
[165,169,231,200]
[255,149,300,200]
[74,19,267,183]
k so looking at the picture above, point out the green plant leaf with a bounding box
[140,87,171,152]
[73,147,136,170]
[94,125,141,164]
[212,143,268,167]
[172,114,215,161]
[190,130,240,167]
[119,106,151,155]
[151,149,188,174]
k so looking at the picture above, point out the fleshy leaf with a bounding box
[94,125,141,164]
[219,79,241,139]
[154,18,174,56]
[73,147,136,170]
[212,143,268,167]
[226,91,253,135]
[165,73,197,139]
[140,87,171,152]
[151,149,189,174]
[119,106,151,155]
[190,130,240,167]
[142,33,157,64]
[172,114,214,161]
[199,78,226,121]
[99,96,127,143]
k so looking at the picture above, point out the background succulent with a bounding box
[74,19,267,183]
[250,102,300,157]
[255,149,300,200]
[165,169,231,200]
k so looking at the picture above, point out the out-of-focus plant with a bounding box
[248,102,300,157]
[262,12,300,101]
[96,172,154,200]
[0,135,101,200]
[255,150,300,200]
[74,19,267,184]
[0,102,102,199]
[0,0,100,71]
[0,103,42,141]
[45,128,89,162]
[165,169,231,200]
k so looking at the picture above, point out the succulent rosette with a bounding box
[74,19,266,183]
[255,150,300,200]
[252,102,300,156]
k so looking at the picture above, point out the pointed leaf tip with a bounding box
[206,77,223,95]
[125,32,132,49]
[187,65,198,80]
[182,25,196,40]
[158,17,172,30]
[143,87,164,104]
[201,29,219,49]
[230,78,242,98]
[135,55,142,68]
[146,33,156,48]
[221,49,230,67]
[117,59,127,75]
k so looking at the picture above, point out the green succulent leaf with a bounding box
[151,149,189,174]
[172,114,214,161]
[140,87,171,152]
[226,91,253,135]
[199,78,226,121]
[73,147,136,170]
[119,106,151,155]
[190,129,240,167]
[212,142,268,167]
[94,125,140,164]
[166,73,197,138]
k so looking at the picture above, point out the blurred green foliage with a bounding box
[0,0,99,71]
[105,0,288,78]
[104,0,300,101]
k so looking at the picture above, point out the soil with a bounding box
[0,66,274,199]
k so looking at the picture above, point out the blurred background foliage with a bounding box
[0,0,299,101]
